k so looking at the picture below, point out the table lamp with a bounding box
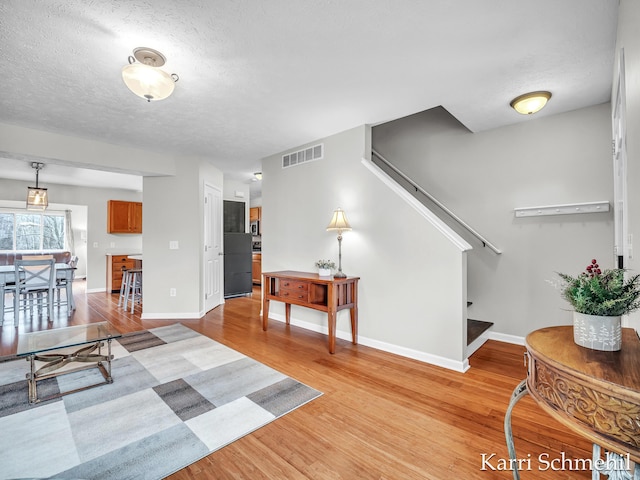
[326,208,352,278]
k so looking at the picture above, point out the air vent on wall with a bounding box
[282,143,324,168]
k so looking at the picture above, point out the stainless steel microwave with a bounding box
[250,220,259,235]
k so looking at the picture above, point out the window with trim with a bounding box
[0,211,65,251]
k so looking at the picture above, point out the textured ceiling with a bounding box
[0,0,619,194]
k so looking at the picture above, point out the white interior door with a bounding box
[613,48,629,269]
[204,183,223,312]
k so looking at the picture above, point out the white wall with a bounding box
[142,158,223,319]
[262,125,470,370]
[0,178,142,290]
[0,122,175,176]
[372,103,614,339]
[616,0,640,330]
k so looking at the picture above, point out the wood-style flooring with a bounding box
[0,280,592,479]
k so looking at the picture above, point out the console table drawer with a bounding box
[279,290,308,302]
[280,279,309,292]
[279,282,309,302]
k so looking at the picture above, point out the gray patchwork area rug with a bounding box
[0,323,322,480]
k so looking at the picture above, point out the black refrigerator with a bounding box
[223,233,252,298]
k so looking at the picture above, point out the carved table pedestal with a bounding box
[505,326,640,479]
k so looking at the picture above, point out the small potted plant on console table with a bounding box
[558,259,640,351]
[315,259,336,277]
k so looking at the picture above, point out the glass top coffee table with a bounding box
[17,322,122,404]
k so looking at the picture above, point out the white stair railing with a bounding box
[372,148,502,255]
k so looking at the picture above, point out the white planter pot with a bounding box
[573,311,622,351]
[318,268,332,277]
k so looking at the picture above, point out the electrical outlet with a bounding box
[170,288,176,297]
[169,241,179,250]
[93,242,99,248]
[110,242,115,248]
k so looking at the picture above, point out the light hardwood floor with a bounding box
[0,280,592,479]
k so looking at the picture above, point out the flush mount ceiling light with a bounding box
[510,91,552,115]
[122,47,179,102]
[26,162,48,211]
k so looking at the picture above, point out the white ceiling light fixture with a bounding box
[253,172,263,181]
[26,162,48,211]
[122,47,179,102]
[510,91,552,115]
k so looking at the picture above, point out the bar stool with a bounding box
[117,269,132,309]
[123,268,142,314]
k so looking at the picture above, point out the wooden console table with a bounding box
[505,326,640,479]
[262,271,359,353]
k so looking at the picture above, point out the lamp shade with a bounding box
[26,187,48,211]
[326,208,351,232]
[510,91,552,115]
[122,63,176,102]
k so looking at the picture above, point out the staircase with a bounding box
[467,319,493,345]
[369,149,500,359]
[465,301,492,344]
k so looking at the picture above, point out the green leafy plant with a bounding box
[558,259,640,316]
[315,259,336,269]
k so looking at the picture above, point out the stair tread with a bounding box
[467,319,493,345]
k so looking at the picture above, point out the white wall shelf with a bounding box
[514,201,610,218]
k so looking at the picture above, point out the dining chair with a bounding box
[13,258,56,325]
[55,255,77,313]
[22,254,56,313]
[1,274,16,327]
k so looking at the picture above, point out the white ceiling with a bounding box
[0,1,619,196]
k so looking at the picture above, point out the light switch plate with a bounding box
[169,241,179,250]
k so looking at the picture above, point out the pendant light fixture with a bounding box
[122,47,179,102]
[26,162,48,211]
[510,91,552,115]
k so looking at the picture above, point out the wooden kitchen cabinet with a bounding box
[107,200,142,234]
[106,255,136,293]
[250,207,261,222]
[252,253,262,284]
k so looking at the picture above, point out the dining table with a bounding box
[0,263,76,326]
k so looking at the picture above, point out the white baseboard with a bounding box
[141,310,205,320]
[466,333,490,357]
[488,331,525,346]
[85,288,106,294]
[268,313,470,373]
